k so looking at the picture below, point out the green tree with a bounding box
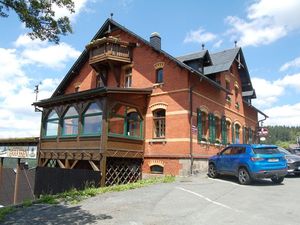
[0,0,74,43]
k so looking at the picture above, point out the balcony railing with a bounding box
[86,37,133,66]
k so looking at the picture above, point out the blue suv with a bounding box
[208,144,288,185]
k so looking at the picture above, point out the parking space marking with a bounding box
[176,187,241,212]
[207,177,245,187]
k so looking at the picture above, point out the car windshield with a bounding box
[277,147,292,155]
[252,147,280,154]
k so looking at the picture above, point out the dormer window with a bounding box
[156,68,163,83]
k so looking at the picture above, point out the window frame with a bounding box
[82,103,103,136]
[62,106,79,137]
[44,110,59,138]
[124,68,132,88]
[156,68,163,84]
[153,109,166,139]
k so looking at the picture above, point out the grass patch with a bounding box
[0,206,15,221]
[48,175,175,204]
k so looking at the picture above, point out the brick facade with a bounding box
[37,19,262,177]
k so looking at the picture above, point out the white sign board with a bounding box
[0,146,37,159]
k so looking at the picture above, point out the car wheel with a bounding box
[238,168,252,185]
[271,176,284,184]
[208,163,218,178]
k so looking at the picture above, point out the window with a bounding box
[126,112,141,137]
[83,103,102,135]
[108,104,143,138]
[215,116,221,142]
[249,129,253,144]
[221,116,227,145]
[226,120,231,144]
[96,70,106,88]
[150,165,164,174]
[201,112,208,140]
[156,68,163,83]
[45,110,59,137]
[124,68,132,88]
[209,113,216,143]
[62,106,78,136]
[225,80,230,91]
[235,123,240,144]
[153,109,165,138]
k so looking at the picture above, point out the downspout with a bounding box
[189,71,194,175]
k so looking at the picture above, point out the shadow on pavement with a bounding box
[210,174,286,186]
[1,203,113,225]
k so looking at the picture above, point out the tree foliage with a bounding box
[0,0,75,43]
[265,126,300,148]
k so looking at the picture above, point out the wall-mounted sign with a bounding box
[258,127,268,137]
[0,146,37,159]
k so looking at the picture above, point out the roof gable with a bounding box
[52,19,229,97]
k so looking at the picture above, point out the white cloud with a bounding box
[251,77,284,108]
[53,0,91,21]
[280,57,300,72]
[184,27,217,44]
[0,40,65,138]
[264,103,300,126]
[21,42,80,69]
[226,0,300,47]
[213,40,223,49]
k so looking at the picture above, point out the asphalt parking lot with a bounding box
[3,174,300,225]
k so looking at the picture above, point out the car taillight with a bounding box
[251,157,264,162]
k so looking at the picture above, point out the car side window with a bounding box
[231,147,246,155]
[221,147,232,155]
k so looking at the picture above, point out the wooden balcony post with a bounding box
[100,98,108,187]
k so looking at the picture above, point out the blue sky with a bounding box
[1,0,300,138]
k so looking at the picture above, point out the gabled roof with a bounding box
[52,19,229,97]
[204,47,241,75]
[177,50,209,62]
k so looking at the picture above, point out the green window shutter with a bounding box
[221,116,227,145]
[197,108,202,142]
[232,122,235,144]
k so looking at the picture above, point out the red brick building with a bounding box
[33,19,266,191]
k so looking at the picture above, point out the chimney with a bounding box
[150,32,161,50]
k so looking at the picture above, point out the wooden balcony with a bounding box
[86,37,134,68]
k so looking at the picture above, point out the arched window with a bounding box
[83,103,102,135]
[215,116,221,142]
[235,123,241,144]
[201,111,208,140]
[126,112,141,137]
[226,120,231,144]
[150,165,164,174]
[108,104,143,138]
[156,68,163,83]
[153,109,165,138]
[62,106,78,136]
[45,110,59,137]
